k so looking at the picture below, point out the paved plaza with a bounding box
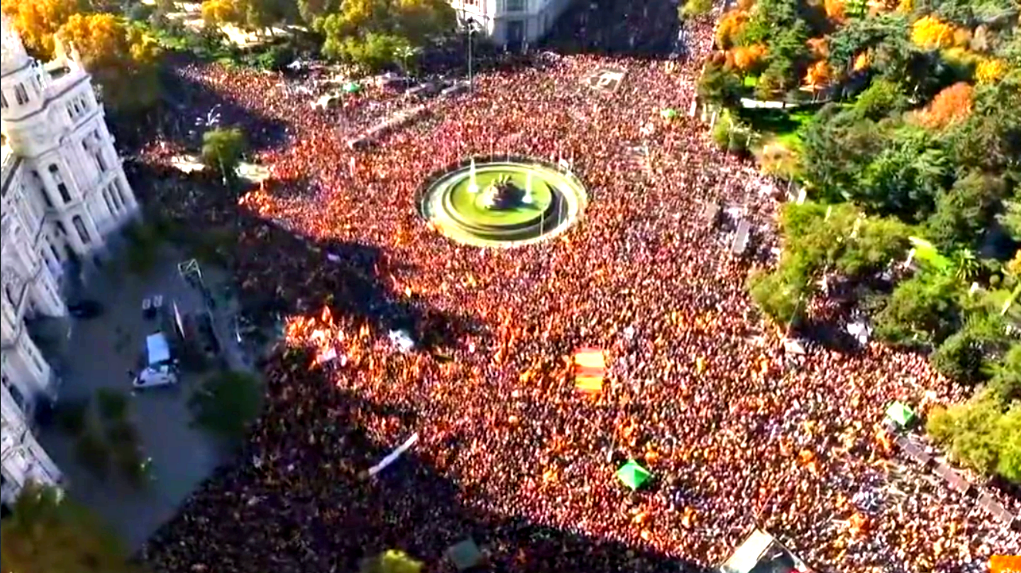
[36,246,245,549]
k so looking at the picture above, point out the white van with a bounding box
[135,333,179,389]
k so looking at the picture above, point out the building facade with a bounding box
[1,13,139,506]
[449,0,575,45]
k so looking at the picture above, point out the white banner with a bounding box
[368,433,419,477]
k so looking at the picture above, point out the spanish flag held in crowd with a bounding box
[574,347,607,394]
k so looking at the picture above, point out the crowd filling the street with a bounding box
[127,9,1021,573]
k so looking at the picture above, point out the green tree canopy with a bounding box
[317,0,453,71]
[927,389,1021,483]
[188,370,264,440]
[873,272,961,347]
[201,127,247,184]
[924,171,1009,251]
[0,483,145,573]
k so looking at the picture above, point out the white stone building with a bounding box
[449,0,574,45]
[1,13,139,506]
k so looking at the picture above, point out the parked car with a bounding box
[133,364,179,390]
[68,300,103,319]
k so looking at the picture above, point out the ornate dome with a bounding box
[1,13,31,76]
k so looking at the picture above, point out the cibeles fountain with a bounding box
[418,157,589,247]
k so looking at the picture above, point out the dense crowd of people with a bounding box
[133,9,1019,573]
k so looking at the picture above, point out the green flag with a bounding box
[616,459,652,491]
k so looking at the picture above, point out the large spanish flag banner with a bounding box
[991,555,1021,573]
[574,347,607,394]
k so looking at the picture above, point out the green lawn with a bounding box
[740,107,817,150]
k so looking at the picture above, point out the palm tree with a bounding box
[952,249,980,283]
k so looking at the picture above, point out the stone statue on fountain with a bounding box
[479,174,521,210]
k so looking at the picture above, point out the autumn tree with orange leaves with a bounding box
[915,82,973,129]
[732,44,768,72]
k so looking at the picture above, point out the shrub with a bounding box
[95,388,129,421]
[75,430,110,477]
[105,420,140,449]
[55,399,89,436]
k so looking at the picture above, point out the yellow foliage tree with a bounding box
[896,0,912,12]
[732,44,767,72]
[824,0,845,22]
[803,60,832,89]
[916,82,973,129]
[912,15,955,49]
[715,10,748,50]
[201,0,242,26]
[975,58,1006,84]
[57,13,162,113]
[2,0,86,57]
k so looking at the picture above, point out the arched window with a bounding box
[72,216,91,244]
[49,164,71,203]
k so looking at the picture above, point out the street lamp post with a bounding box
[465,17,478,93]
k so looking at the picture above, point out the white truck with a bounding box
[134,332,180,389]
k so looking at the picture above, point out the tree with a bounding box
[851,78,907,120]
[697,61,744,107]
[715,10,749,50]
[318,0,453,69]
[360,550,424,573]
[945,74,1021,174]
[3,0,87,57]
[911,15,955,50]
[914,82,973,129]
[329,32,413,72]
[926,390,1020,483]
[930,312,1010,382]
[999,199,1021,242]
[0,483,145,573]
[201,127,247,183]
[803,60,832,89]
[855,125,948,221]
[873,272,961,347]
[975,58,1007,83]
[201,0,295,31]
[731,44,768,72]
[188,370,263,440]
[681,0,712,19]
[748,266,808,327]
[57,13,163,114]
[298,0,340,25]
[987,344,1021,402]
[925,171,1008,250]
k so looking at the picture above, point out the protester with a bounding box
[136,15,1018,573]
